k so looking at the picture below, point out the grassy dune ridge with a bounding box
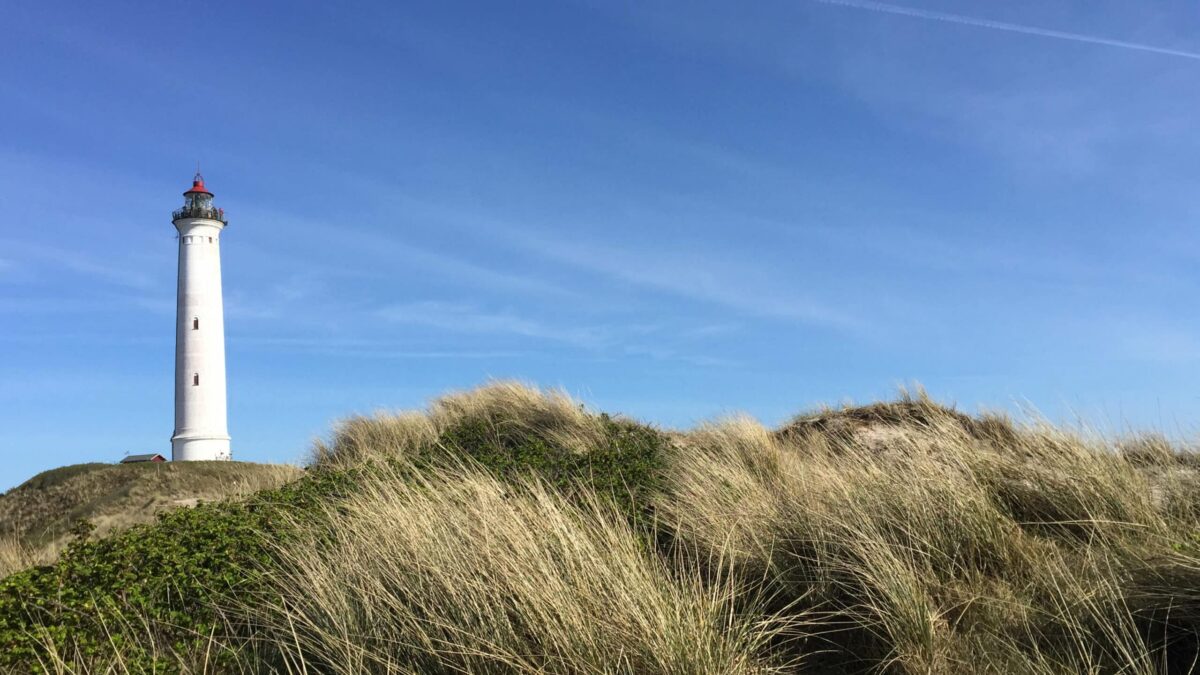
[2,382,1199,673]
[0,461,302,577]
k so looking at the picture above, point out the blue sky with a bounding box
[3,0,1199,488]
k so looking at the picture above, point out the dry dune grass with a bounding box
[7,383,1200,674]
[247,461,790,674]
[662,394,1200,674]
[0,536,48,579]
[312,381,607,469]
[271,384,1200,674]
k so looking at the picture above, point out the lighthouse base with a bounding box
[171,435,232,462]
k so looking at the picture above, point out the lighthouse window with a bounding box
[192,317,199,330]
[193,373,200,386]
[208,236,213,243]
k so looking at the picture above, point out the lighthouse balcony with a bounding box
[172,205,227,223]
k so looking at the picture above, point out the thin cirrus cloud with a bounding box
[0,239,160,292]
[809,0,1200,61]
[232,315,732,368]
[375,301,611,349]
[491,226,866,333]
[233,336,531,361]
[254,212,581,301]
[292,176,860,331]
[372,197,863,332]
[372,301,730,367]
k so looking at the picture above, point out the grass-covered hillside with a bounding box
[2,382,1199,674]
[0,460,301,577]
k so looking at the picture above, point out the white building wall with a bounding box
[172,217,231,461]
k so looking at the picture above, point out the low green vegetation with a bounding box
[0,466,357,671]
[0,460,302,568]
[1,382,1198,674]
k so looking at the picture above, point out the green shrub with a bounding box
[434,411,666,517]
[0,467,358,673]
[317,383,669,516]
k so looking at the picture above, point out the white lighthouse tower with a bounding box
[171,173,232,461]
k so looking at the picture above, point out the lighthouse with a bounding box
[171,173,232,461]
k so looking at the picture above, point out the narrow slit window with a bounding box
[208,236,213,243]
[193,373,199,386]
[192,317,199,330]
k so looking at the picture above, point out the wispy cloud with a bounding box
[495,229,864,332]
[361,199,864,331]
[376,301,610,348]
[372,300,732,367]
[223,273,338,321]
[244,210,579,301]
[591,0,1198,179]
[0,292,172,316]
[0,239,160,291]
[344,230,576,299]
[621,344,739,368]
[810,0,1200,61]
[681,322,743,339]
[234,336,530,360]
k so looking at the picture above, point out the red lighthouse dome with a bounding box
[183,172,212,197]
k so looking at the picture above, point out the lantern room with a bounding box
[173,172,226,223]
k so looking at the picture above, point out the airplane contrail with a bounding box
[810,0,1200,61]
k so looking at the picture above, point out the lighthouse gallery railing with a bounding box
[172,205,227,223]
